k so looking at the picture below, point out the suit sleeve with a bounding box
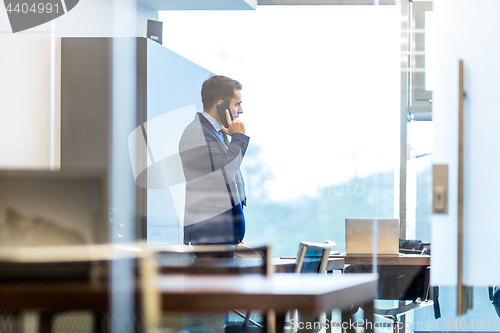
[208,133,249,183]
[179,123,249,183]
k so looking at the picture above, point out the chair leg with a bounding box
[274,311,285,333]
[93,313,105,333]
[12,312,24,333]
[326,310,333,333]
[243,310,252,326]
[398,308,406,333]
[289,309,298,333]
[341,309,354,333]
[393,316,399,333]
[363,300,374,333]
[39,313,53,333]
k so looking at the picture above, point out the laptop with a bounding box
[345,218,399,255]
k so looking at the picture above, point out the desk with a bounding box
[0,282,110,312]
[331,254,430,266]
[158,273,377,333]
[272,258,344,273]
[0,274,377,333]
[335,254,430,300]
[158,257,345,275]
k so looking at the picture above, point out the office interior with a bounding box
[1,0,500,332]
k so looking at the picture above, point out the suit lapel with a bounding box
[198,113,227,152]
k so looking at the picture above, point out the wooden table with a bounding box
[158,257,345,275]
[331,254,430,266]
[272,257,344,273]
[0,273,377,333]
[158,273,377,333]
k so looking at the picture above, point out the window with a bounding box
[158,5,400,256]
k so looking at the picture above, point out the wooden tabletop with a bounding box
[331,254,430,266]
[158,257,345,274]
[157,273,377,314]
[0,281,111,312]
[0,273,377,315]
[272,257,344,273]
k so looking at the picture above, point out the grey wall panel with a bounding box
[61,38,111,170]
[61,37,142,240]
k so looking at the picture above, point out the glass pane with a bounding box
[425,10,436,91]
[407,120,433,242]
[415,286,500,332]
[158,5,401,259]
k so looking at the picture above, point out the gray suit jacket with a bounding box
[179,113,249,244]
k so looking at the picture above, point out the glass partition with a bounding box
[158,5,401,258]
[158,5,401,331]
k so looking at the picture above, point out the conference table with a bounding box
[157,257,345,274]
[331,253,430,266]
[332,254,431,296]
[0,246,355,333]
[158,273,378,333]
[272,257,345,273]
[0,272,377,333]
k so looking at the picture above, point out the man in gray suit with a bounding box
[179,76,249,245]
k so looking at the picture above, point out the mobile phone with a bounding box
[216,101,234,129]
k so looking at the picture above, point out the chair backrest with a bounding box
[293,240,336,274]
[156,245,273,276]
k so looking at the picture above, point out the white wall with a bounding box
[432,0,500,286]
[0,0,157,169]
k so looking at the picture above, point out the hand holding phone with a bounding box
[217,102,245,135]
[216,102,233,129]
[222,110,245,135]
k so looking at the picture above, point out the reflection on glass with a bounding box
[408,120,433,242]
[159,5,400,257]
[415,286,500,332]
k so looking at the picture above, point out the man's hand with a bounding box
[221,109,245,135]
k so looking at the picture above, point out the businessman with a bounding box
[179,75,249,245]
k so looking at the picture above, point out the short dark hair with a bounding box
[201,75,242,110]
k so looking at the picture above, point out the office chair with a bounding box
[342,240,437,333]
[373,265,433,333]
[156,245,272,333]
[293,240,336,274]
[370,240,438,333]
[287,241,336,333]
[368,237,441,333]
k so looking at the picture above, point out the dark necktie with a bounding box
[219,130,246,206]
[220,130,230,148]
